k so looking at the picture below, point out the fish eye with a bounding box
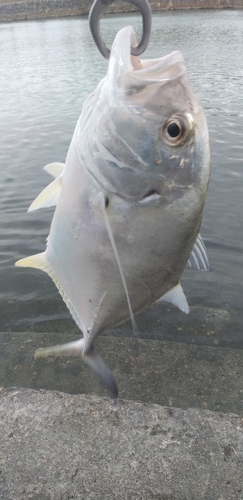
[167,122,181,138]
[163,114,191,146]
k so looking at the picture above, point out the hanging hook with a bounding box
[89,0,152,60]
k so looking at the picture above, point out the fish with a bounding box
[15,26,211,398]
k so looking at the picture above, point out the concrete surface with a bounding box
[0,387,243,500]
[0,332,242,414]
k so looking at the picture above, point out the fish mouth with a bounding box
[138,189,161,204]
[107,26,186,84]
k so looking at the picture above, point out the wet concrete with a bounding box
[0,386,243,500]
[1,288,242,349]
[0,331,242,414]
[1,329,242,498]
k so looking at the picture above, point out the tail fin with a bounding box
[35,338,118,398]
[83,345,118,398]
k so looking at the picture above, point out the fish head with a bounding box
[79,26,210,204]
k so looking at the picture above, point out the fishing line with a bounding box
[100,194,139,339]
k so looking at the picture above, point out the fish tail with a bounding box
[34,339,84,358]
[35,339,118,399]
[83,345,118,399]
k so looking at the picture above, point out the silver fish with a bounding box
[16,26,211,397]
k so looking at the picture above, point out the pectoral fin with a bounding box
[159,283,189,314]
[28,176,62,212]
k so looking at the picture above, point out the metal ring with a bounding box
[89,0,152,59]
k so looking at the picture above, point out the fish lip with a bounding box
[109,26,186,82]
[130,50,185,79]
[138,190,161,204]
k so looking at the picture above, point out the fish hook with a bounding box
[89,0,152,59]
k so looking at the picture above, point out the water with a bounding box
[0,10,243,409]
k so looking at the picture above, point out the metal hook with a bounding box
[89,0,152,60]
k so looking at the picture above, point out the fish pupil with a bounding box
[167,122,181,138]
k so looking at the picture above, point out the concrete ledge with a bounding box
[0,0,243,24]
[0,387,242,499]
[1,332,243,414]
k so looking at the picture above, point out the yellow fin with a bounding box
[15,252,51,274]
[44,162,65,178]
[28,176,62,212]
[15,252,83,331]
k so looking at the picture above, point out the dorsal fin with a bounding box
[187,233,211,271]
[158,283,189,314]
[44,162,65,178]
[28,176,62,212]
